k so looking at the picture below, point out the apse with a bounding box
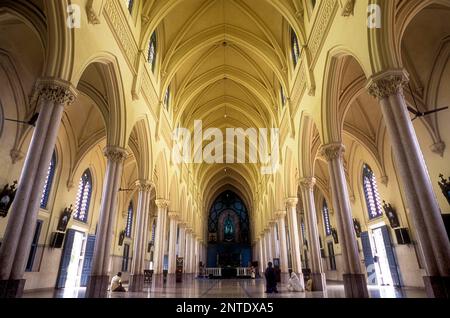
[207,191,251,268]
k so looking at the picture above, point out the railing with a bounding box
[205,268,222,277]
[237,268,250,277]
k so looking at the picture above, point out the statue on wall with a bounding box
[438,174,450,205]
[383,201,400,229]
[57,204,73,232]
[118,230,126,246]
[353,218,362,238]
[331,228,339,244]
[224,213,234,242]
[0,181,17,218]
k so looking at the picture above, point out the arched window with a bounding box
[164,86,171,111]
[362,164,383,219]
[148,32,157,73]
[280,85,287,108]
[40,151,57,209]
[291,28,301,67]
[74,169,93,223]
[125,201,133,238]
[124,0,134,14]
[151,220,156,245]
[322,199,332,236]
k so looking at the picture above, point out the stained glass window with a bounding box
[124,0,134,14]
[363,164,383,219]
[40,151,56,209]
[291,28,301,67]
[322,200,332,236]
[73,169,93,223]
[148,32,157,73]
[125,201,133,238]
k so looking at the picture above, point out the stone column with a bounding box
[265,229,273,263]
[299,177,326,291]
[275,211,289,274]
[178,223,186,260]
[367,70,450,298]
[86,146,128,298]
[319,143,368,298]
[185,229,192,273]
[190,234,196,275]
[259,237,266,272]
[129,180,152,292]
[167,212,179,274]
[270,222,278,259]
[153,199,169,274]
[286,198,304,288]
[0,79,77,298]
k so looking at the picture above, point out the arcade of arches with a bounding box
[0,0,449,299]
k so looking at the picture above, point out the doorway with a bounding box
[361,225,401,288]
[57,229,95,290]
[370,227,393,286]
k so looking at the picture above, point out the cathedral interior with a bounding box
[0,0,449,299]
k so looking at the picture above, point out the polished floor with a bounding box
[23,277,426,298]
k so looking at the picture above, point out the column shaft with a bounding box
[277,213,289,273]
[167,213,178,274]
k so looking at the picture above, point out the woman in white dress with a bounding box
[287,270,304,292]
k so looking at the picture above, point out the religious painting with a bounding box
[0,181,17,218]
[438,174,450,205]
[57,205,73,232]
[383,201,400,229]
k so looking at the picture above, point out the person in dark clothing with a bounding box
[264,262,278,293]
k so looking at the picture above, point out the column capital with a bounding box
[319,143,345,162]
[135,180,153,192]
[155,199,170,209]
[275,210,286,218]
[185,228,193,234]
[366,69,409,100]
[285,197,298,208]
[168,211,180,220]
[299,177,316,190]
[178,222,187,228]
[35,77,78,106]
[103,146,128,163]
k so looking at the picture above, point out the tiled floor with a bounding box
[23,277,427,299]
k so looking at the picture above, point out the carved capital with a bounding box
[155,199,170,209]
[366,69,409,100]
[430,141,446,157]
[168,211,179,220]
[35,78,77,106]
[10,149,24,164]
[285,197,298,208]
[275,210,286,218]
[319,143,345,162]
[103,146,128,163]
[136,180,153,192]
[299,177,316,190]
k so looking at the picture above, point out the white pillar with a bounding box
[286,198,304,289]
[129,181,152,292]
[178,223,186,259]
[300,177,326,291]
[367,70,450,298]
[185,230,192,273]
[265,229,273,263]
[0,79,76,298]
[86,146,128,298]
[167,212,179,274]
[153,199,169,274]
[276,211,289,273]
[319,143,368,298]
[259,238,265,274]
[271,222,278,259]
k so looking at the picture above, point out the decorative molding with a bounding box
[299,177,316,190]
[10,149,24,164]
[380,175,389,187]
[430,141,446,157]
[136,179,153,192]
[103,146,128,163]
[340,0,355,17]
[155,199,170,209]
[366,69,409,100]
[319,143,346,162]
[168,211,180,220]
[275,210,286,218]
[285,197,299,208]
[35,78,78,106]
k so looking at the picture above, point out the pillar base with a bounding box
[343,274,369,298]
[423,276,450,298]
[85,275,110,298]
[311,273,327,292]
[128,274,144,292]
[0,279,26,298]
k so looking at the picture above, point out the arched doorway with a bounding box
[207,191,252,276]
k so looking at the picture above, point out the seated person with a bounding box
[287,269,304,292]
[110,272,126,292]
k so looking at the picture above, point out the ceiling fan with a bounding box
[407,83,448,121]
